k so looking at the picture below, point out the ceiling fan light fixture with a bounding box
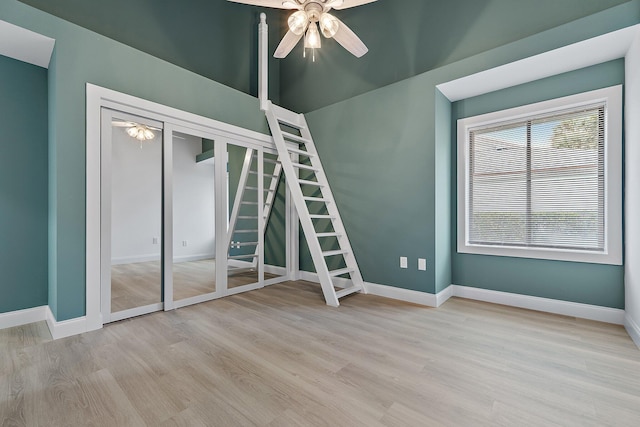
[288,10,309,35]
[304,22,321,49]
[126,125,155,142]
[319,13,339,38]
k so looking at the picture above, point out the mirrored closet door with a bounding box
[101,109,165,323]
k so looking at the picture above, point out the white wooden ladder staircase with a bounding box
[264,101,365,306]
[227,148,282,275]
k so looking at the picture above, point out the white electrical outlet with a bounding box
[182,240,188,247]
[418,258,427,271]
[400,257,408,269]
[152,237,158,245]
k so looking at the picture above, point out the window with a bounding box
[457,86,622,265]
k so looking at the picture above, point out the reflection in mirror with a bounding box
[173,133,217,301]
[110,120,162,313]
[227,144,260,289]
[263,151,288,283]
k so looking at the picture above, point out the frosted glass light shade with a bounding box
[288,11,309,35]
[304,22,321,49]
[319,13,339,38]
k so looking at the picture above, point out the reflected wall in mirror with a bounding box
[172,133,217,301]
[110,120,163,313]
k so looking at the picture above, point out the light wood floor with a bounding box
[111,259,277,312]
[2,281,640,426]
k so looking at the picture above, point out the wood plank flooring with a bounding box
[2,281,640,426]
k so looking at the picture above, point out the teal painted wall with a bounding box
[280,0,630,112]
[451,59,626,309]
[19,0,282,103]
[1,0,271,320]
[304,3,640,299]
[2,0,639,321]
[0,55,48,314]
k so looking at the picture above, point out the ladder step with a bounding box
[287,146,314,157]
[252,155,280,165]
[335,286,362,299]
[281,131,310,144]
[298,179,324,187]
[304,197,330,203]
[323,250,349,257]
[228,254,258,260]
[237,216,259,219]
[310,215,334,219]
[234,229,259,233]
[291,162,318,171]
[245,186,258,191]
[249,171,276,177]
[241,201,259,205]
[234,241,259,247]
[317,232,342,238]
[329,268,354,277]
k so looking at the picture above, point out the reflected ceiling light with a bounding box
[126,125,155,142]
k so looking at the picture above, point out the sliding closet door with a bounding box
[225,142,264,292]
[168,128,221,307]
[101,108,165,323]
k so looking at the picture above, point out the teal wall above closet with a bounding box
[19,0,282,103]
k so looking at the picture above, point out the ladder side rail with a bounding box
[298,122,366,291]
[265,108,340,307]
[258,13,268,111]
[257,149,265,281]
[227,148,255,250]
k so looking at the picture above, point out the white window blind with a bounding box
[468,105,605,252]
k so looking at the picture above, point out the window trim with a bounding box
[457,85,622,265]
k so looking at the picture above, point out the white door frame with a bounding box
[86,84,296,332]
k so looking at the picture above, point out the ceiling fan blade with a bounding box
[274,30,303,58]
[112,121,161,131]
[332,18,368,57]
[331,0,377,10]
[226,0,298,9]
[112,121,137,128]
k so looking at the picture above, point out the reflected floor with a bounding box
[111,259,277,313]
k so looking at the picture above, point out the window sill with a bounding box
[457,242,622,266]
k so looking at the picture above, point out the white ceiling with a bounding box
[437,25,640,102]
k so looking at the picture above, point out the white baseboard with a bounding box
[0,305,47,330]
[365,282,439,306]
[449,285,625,325]
[173,254,215,263]
[112,253,215,265]
[298,270,447,307]
[46,306,89,340]
[296,271,624,325]
[299,271,353,290]
[436,285,454,307]
[264,265,287,276]
[625,314,640,347]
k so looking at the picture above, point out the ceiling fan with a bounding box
[228,0,377,60]
[112,121,161,142]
